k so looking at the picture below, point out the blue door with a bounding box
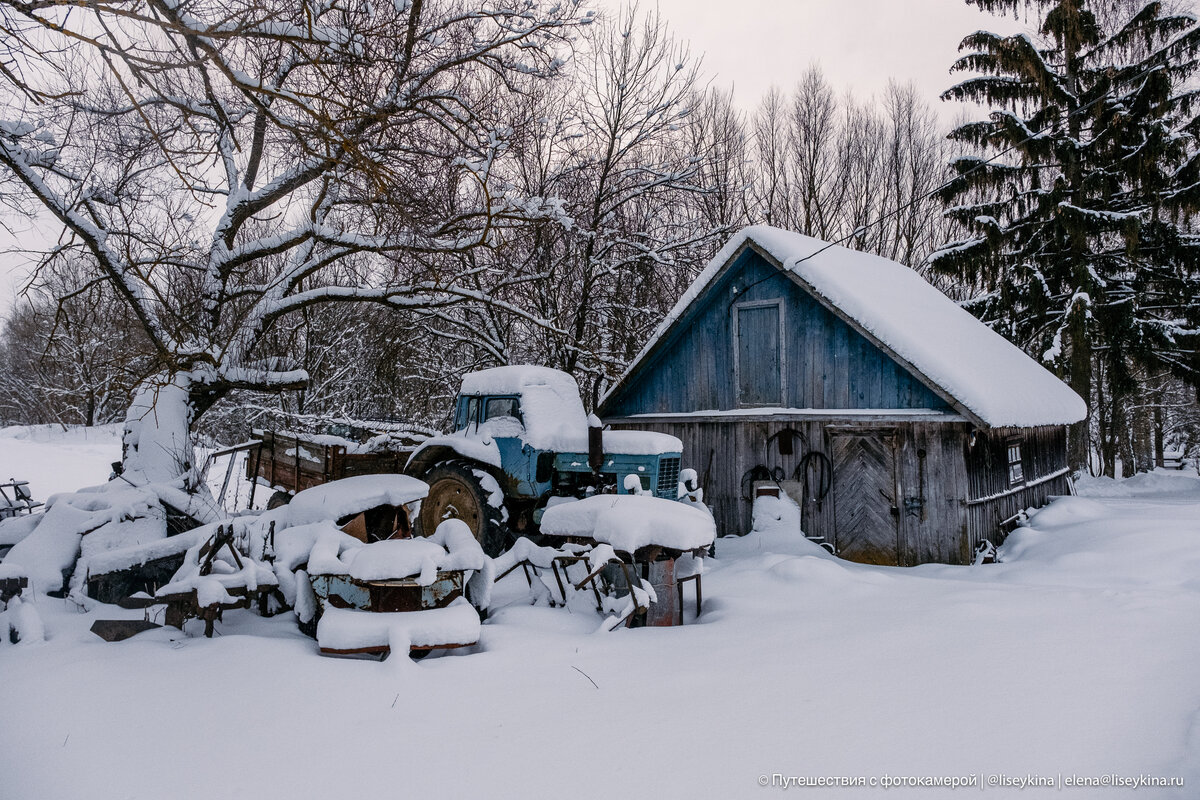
[736,301,783,406]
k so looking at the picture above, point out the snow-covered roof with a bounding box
[460,365,582,399]
[603,226,1087,429]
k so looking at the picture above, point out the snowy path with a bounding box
[2,453,1199,798]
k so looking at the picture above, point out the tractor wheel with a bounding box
[266,490,292,510]
[418,462,509,557]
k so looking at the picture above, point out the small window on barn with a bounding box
[1007,440,1024,486]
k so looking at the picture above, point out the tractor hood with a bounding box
[555,429,682,456]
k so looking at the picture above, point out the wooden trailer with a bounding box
[246,429,422,496]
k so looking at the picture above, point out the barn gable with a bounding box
[601,227,1086,429]
[602,242,953,419]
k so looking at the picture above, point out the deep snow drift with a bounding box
[2,426,1199,799]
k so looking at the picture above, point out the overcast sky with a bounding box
[0,0,1026,318]
[626,0,1022,110]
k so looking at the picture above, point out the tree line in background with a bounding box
[0,0,1196,478]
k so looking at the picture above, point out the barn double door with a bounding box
[830,431,901,566]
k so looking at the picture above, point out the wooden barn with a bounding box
[598,226,1087,566]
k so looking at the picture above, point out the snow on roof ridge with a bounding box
[601,225,1087,429]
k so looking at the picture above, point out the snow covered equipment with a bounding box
[151,523,279,637]
[0,480,43,520]
[405,366,689,558]
[88,619,161,642]
[305,519,489,658]
[281,473,429,543]
[536,495,714,628]
[0,564,29,605]
[492,537,603,609]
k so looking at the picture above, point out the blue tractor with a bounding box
[405,366,685,556]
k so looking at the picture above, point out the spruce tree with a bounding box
[932,0,1200,473]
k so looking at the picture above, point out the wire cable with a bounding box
[727,37,1192,306]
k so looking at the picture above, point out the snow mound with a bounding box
[1075,470,1200,498]
[540,495,715,552]
[1,595,44,645]
[1024,496,1109,527]
[285,474,428,526]
[3,482,161,593]
[0,514,41,548]
[348,538,447,582]
[751,492,801,532]
[315,597,481,652]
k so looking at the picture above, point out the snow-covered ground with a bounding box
[0,423,259,512]
[0,424,123,499]
[2,427,1199,798]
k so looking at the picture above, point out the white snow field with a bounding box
[2,427,1200,799]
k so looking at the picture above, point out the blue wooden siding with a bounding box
[603,247,950,416]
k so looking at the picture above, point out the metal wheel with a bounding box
[418,462,509,557]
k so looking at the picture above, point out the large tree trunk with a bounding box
[1067,308,1092,472]
[1111,392,1136,478]
[1132,387,1154,474]
[121,372,228,487]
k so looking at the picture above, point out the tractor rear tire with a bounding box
[418,462,509,557]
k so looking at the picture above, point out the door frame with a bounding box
[731,298,786,408]
[827,427,903,566]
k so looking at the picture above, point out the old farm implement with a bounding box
[0,480,43,521]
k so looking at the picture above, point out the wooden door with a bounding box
[831,432,900,566]
[734,301,783,406]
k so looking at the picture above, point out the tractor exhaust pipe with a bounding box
[587,414,604,473]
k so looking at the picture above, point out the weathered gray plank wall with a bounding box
[891,421,972,565]
[964,426,1071,553]
[607,416,974,566]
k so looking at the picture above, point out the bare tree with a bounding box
[0,0,585,483]
[788,67,842,239]
[744,71,952,268]
[876,81,951,267]
[686,86,751,231]
[750,86,794,228]
[0,257,151,426]
[461,5,719,403]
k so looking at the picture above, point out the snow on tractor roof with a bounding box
[285,474,429,527]
[461,365,590,452]
[459,366,681,454]
[603,226,1087,429]
[460,364,583,399]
